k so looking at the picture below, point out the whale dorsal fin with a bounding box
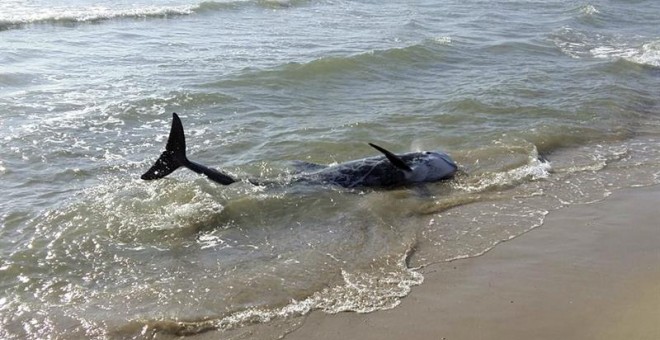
[368,143,413,172]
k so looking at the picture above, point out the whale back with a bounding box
[296,150,457,188]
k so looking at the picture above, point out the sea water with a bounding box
[1,0,659,338]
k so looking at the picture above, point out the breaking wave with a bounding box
[0,0,307,31]
[552,27,660,68]
[127,251,422,337]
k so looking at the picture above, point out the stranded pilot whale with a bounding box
[141,113,458,189]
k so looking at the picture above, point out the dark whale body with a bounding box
[141,113,457,189]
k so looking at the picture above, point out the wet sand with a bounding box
[284,185,660,340]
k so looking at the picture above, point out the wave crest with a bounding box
[0,1,308,31]
[552,27,660,68]
[0,5,192,30]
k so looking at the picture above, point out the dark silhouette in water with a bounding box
[141,113,457,189]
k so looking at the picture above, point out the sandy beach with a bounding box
[284,185,660,340]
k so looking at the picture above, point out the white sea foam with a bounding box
[221,258,422,326]
[627,41,660,67]
[580,4,600,16]
[0,3,198,28]
[590,40,660,67]
[433,36,452,45]
[146,252,423,335]
[454,156,552,194]
[554,26,660,68]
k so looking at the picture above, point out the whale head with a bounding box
[404,151,458,183]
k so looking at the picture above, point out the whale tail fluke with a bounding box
[141,113,236,185]
[141,112,187,180]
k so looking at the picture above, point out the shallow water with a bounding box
[1,0,659,338]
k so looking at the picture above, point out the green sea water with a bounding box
[1,0,659,338]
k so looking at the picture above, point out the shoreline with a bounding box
[282,184,660,340]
